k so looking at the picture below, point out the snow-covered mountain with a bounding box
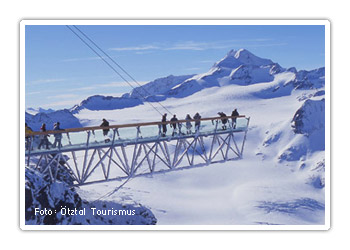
[25,109,81,130]
[26,107,55,115]
[166,49,286,97]
[69,74,195,114]
[70,95,144,114]
[293,67,325,89]
[123,74,195,99]
[26,48,325,122]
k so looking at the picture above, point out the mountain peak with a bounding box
[215,48,274,69]
[234,48,253,58]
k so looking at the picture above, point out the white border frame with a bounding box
[20,19,331,230]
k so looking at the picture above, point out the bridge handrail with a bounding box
[25,115,246,136]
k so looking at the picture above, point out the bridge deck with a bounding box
[25,116,248,156]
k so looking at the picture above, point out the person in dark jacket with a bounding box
[161,113,167,136]
[218,112,228,130]
[100,118,110,136]
[193,112,201,133]
[170,114,179,136]
[38,123,50,150]
[231,108,239,129]
[185,114,192,134]
[100,118,111,142]
[52,122,64,148]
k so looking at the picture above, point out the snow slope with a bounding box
[74,74,325,225]
[25,49,326,225]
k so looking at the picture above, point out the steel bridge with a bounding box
[25,115,250,186]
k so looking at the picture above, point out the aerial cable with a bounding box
[66,25,164,116]
[72,25,173,115]
[66,25,163,116]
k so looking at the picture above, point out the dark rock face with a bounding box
[292,98,325,135]
[278,143,308,162]
[25,167,82,225]
[25,164,157,225]
[308,159,325,189]
[293,67,325,90]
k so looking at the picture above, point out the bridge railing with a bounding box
[25,115,248,155]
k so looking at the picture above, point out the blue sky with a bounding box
[25,25,325,110]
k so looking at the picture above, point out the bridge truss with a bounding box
[25,116,250,186]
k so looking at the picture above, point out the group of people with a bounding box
[25,122,64,150]
[160,108,239,137]
[161,113,202,137]
[217,108,240,130]
[25,108,240,150]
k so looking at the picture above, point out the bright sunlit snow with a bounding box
[26,49,326,225]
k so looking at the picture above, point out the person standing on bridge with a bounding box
[38,123,50,150]
[52,122,64,148]
[161,113,167,137]
[185,114,192,134]
[231,108,239,129]
[193,112,201,133]
[170,114,179,136]
[100,118,110,142]
[218,112,228,130]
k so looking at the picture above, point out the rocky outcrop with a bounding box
[307,159,325,189]
[292,98,325,135]
[293,67,325,90]
[25,165,157,225]
[25,167,82,224]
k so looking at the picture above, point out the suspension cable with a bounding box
[66,25,164,116]
[72,25,173,115]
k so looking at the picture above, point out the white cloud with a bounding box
[69,86,97,92]
[28,78,66,85]
[26,91,41,95]
[41,99,81,108]
[47,93,79,99]
[110,45,160,51]
[185,67,201,71]
[60,55,117,62]
[198,60,216,63]
[244,42,288,47]
[108,39,285,53]
[164,41,206,51]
